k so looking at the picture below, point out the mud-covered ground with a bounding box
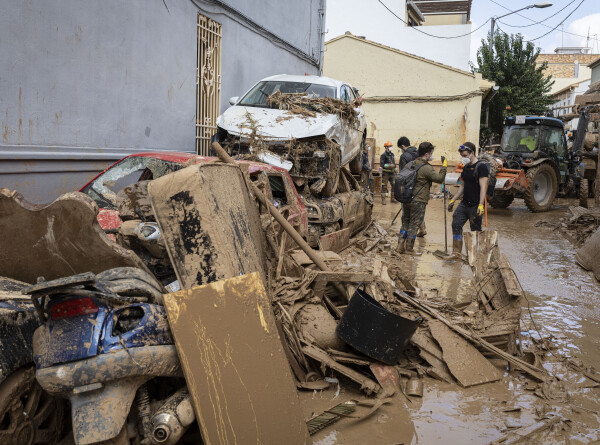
[302,196,600,445]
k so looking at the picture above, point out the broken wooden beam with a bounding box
[302,343,381,395]
[394,291,548,382]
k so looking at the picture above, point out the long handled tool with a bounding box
[433,185,451,259]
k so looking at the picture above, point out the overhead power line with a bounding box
[526,0,586,42]
[490,0,597,43]
[497,0,578,28]
[376,0,491,39]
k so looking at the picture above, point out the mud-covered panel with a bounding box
[148,164,266,289]
[163,273,309,445]
[0,297,39,384]
[0,189,149,283]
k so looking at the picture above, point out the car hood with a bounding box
[217,105,341,140]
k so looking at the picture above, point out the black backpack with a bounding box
[473,160,497,197]
[394,161,426,203]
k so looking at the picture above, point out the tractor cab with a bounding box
[498,116,568,171]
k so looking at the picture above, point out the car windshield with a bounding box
[501,125,540,152]
[81,157,182,210]
[239,81,337,107]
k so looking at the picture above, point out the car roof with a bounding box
[260,74,345,89]
[125,152,288,174]
[505,116,564,129]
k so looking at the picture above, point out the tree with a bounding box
[474,32,554,139]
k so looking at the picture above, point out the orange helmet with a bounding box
[384,141,392,147]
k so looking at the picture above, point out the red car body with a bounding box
[80,151,309,240]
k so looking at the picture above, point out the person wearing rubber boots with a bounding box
[380,141,396,205]
[398,136,427,237]
[397,142,447,254]
[447,142,489,258]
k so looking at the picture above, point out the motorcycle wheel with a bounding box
[0,365,64,445]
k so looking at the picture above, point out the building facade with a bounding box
[0,0,325,202]
[324,34,491,163]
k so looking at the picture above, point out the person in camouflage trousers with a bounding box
[398,142,447,254]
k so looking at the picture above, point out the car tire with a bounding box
[322,149,341,197]
[488,194,514,209]
[579,178,589,209]
[523,163,557,213]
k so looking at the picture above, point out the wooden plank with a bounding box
[429,320,503,387]
[148,164,266,289]
[410,329,454,384]
[290,250,341,266]
[498,254,523,299]
[319,227,351,252]
[163,273,309,445]
[314,271,374,284]
[302,343,381,395]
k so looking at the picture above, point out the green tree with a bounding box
[474,32,554,139]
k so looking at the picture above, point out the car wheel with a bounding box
[0,365,65,445]
[523,164,557,212]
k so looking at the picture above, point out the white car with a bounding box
[215,74,367,196]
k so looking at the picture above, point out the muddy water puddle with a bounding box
[331,197,600,444]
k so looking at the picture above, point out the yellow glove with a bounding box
[477,204,484,216]
[447,199,455,212]
[441,156,447,168]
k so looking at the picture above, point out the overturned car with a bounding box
[214,74,367,197]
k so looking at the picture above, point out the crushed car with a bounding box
[213,74,367,197]
[79,151,371,249]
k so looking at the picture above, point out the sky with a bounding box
[325,0,600,67]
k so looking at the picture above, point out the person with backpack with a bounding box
[447,142,490,257]
[396,142,447,254]
[380,141,397,205]
[398,136,427,237]
[397,136,418,170]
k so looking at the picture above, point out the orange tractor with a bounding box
[447,114,595,212]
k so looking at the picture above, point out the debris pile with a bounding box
[537,205,600,245]
[266,91,359,128]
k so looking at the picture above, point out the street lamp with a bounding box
[490,2,553,55]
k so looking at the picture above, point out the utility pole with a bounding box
[489,2,552,57]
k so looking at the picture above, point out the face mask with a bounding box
[461,156,471,165]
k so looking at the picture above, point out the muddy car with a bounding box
[79,152,309,243]
[214,74,367,197]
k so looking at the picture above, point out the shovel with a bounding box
[433,185,451,259]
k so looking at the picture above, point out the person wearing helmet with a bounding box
[380,141,397,205]
[447,142,489,258]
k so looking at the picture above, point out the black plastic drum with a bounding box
[336,284,422,365]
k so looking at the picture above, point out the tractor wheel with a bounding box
[523,163,558,212]
[348,134,366,175]
[488,194,514,209]
[0,366,65,445]
[322,148,341,197]
[580,178,589,208]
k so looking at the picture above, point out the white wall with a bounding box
[325,0,471,70]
